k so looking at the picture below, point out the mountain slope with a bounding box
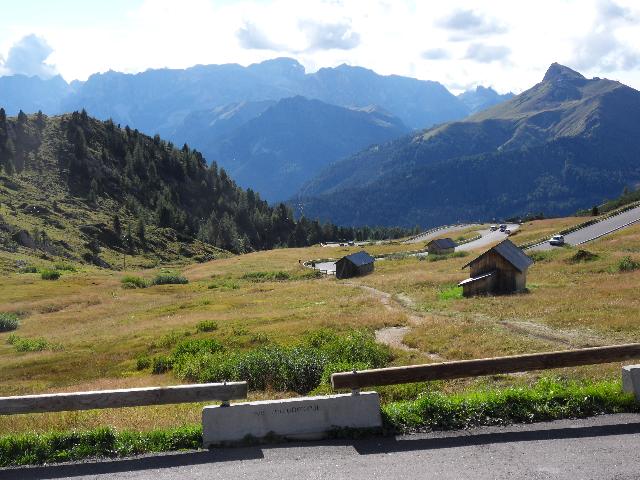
[182,96,410,202]
[0,74,71,115]
[0,108,372,269]
[295,64,640,226]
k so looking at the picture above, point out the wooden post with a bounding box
[0,382,247,415]
[331,344,640,390]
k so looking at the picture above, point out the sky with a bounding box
[0,0,639,94]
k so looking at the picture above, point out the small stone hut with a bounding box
[335,251,375,279]
[427,238,457,255]
[459,239,533,297]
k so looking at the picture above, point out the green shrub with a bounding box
[241,271,291,282]
[136,356,151,371]
[6,335,60,352]
[196,320,218,332]
[40,269,61,280]
[438,285,463,300]
[121,275,148,289]
[528,251,553,263]
[617,256,640,272]
[171,329,391,394]
[151,355,173,374]
[151,273,188,285]
[54,262,76,272]
[173,338,224,358]
[0,313,19,332]
[568,249,598,264]
[19,265,38,273]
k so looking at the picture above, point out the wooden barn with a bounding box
[427,238,457,255]
[335,251,375,279]
[458,239,533,297]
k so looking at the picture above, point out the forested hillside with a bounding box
[295,64,640,226]
[0,109,413,269]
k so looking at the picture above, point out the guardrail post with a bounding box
[351,369,360,395]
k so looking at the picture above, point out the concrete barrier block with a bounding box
[202,392,382,446]
[622,365,640,399]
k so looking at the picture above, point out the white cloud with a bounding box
[572,0,640,72]
[465,43,511,63]
[1,34,57,78]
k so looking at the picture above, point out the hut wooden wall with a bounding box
[469,251,525,294]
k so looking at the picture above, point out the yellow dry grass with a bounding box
[1,218,639,434]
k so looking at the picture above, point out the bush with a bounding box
[241,271,291,282]
[568,249,598,264]
[40,269,61,280]
[617,256,640,272]
[151,355,173,374]
[19,265,38,273]
[7,335,60,352]
[136,356,151,371]
[196,320,218,332]
[121,275,148,289]
[173,338,224,358]
[151,273,188,285]
[171,329,391,394]
[54,262,76,272]
[0,313,19,332]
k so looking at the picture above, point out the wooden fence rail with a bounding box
[331,344,640,390]
[0,382,247,415]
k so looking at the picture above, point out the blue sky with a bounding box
[1,0,639,93]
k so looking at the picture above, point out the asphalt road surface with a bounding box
[531,205,640,252]
[7,414,640,480]
[456,224,520,252]
[405,224,478,244]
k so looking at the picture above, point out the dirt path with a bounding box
[345,282,443,360]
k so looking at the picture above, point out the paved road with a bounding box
[456,223,520,252]
[404,224,478,244]
[531,205,640,252]
[7,414,640,480]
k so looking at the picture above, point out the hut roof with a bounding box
[428,238,457,249]
[340,250,375,266]
[462,239,533,273]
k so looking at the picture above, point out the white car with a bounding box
[549,235,565,246]
[490,225,498,231]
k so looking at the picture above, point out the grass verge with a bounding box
[1,378,636,467]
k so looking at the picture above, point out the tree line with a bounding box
[0,108,417,253]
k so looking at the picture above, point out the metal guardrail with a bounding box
[331,344,640,390]
[0,382,248,415]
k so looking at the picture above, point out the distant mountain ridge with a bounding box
[0,58,511,134]
[295,64,640,227]
[179,96,410,201]
[458,86,515,114]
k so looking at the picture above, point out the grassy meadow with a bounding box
[1,217,640,436]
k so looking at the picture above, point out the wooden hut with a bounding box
[335,251,375,279]
[459,239,533,297]
[427,238,457,255]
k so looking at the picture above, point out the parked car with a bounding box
[499,224,507,232]
[490,225,498,231]
[549,235,565,246]
[505,229,512,235]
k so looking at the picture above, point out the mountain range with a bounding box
[173,96,410,201]
[295,64,640,226]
